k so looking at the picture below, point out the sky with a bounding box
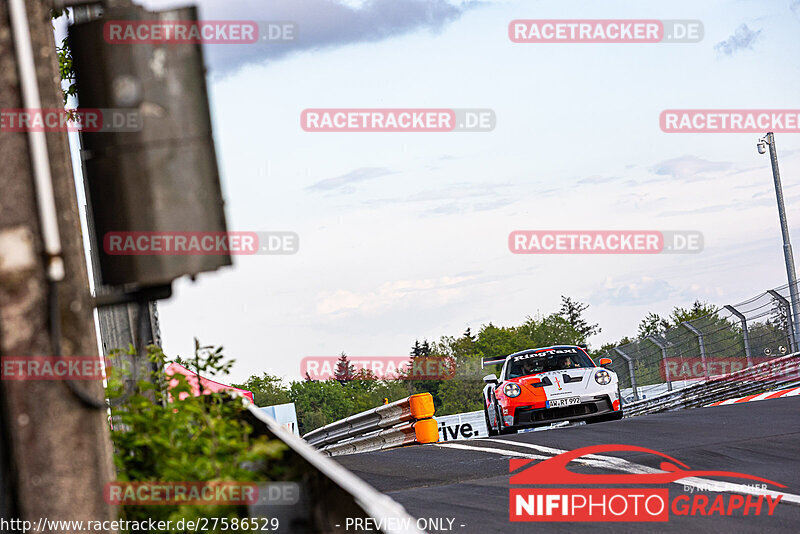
[72,0,800,383]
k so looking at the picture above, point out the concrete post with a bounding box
[0,0,116,526]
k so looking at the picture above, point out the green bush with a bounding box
[107,342,286,533]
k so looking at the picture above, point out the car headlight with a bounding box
[595,370,611,385]
[503,383,522,397]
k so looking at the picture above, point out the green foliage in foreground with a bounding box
[108,342,287,533]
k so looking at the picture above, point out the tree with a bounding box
[435,329,483,416]
[410,339,433,358]
[463,327,475,342]
[233,373,290,407]
[637,312,669,338]
[289,380,354,435]
[474,323,530,363]
[519,313,584,348]
[342,369,410,414]
[334,352,355,384]
[437,378,483,415]
[768,294,791,338]
[407,338,454,411]
[558,296,601,343]
[109,344,286,527]
[668,300,716,325]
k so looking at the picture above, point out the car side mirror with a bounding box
[599,357,612,367]
[483,373,498,385]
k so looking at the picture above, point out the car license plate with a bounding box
[547,396,580,408]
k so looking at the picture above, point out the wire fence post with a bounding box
[762,133,800,350]
[646,335,671,391]
[614,347,638,400]
[681,322,709,380]
[724,304,752,366]
[767,289,797,354]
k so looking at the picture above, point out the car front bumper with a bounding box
[510,395,617,427]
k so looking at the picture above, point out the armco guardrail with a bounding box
[244,403,425,533]
[303,393,437,456]
[623,351,800,416]
[321,419,439,456]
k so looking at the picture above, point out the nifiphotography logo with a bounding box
[510,444,784,522]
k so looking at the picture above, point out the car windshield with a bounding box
[506,349,595,379]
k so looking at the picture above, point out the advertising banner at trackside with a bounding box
[436,410,488,442]
[259,402,300,436]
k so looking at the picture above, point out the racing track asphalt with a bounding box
[335,396,800,534]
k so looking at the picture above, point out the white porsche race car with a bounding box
[482,345,623,435]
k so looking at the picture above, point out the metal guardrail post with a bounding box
[724,304,753,367]
[768,289,797,354]
[681,322,709,380]
[614,347,638,400]
[646,335,672,392]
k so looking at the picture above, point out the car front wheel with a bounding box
[496,405,516,435]
[484,405,498,436]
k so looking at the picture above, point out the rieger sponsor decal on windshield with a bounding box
[513,348,579,361]
[509,444,784,522]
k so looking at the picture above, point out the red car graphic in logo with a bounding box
[510,444,785,486]
[509,444,785,522]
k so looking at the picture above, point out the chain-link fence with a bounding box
[601,282,799,403]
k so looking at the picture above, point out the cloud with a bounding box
[426,202,462,215]
[415,183,515,215]
[306,166,395,193]
[576,175,621,185]
[406,182,510,202]
[360,181,515,214]
[316,275,474,315]
[714,24,761,56]
[142,0,481,74]
[591,277,676,306]
[792,0,800,14]
[472,198,516,211]
[657,203,737,217]
[422,197,514,215]
[650,155,732,181]
[658,191,800,217]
